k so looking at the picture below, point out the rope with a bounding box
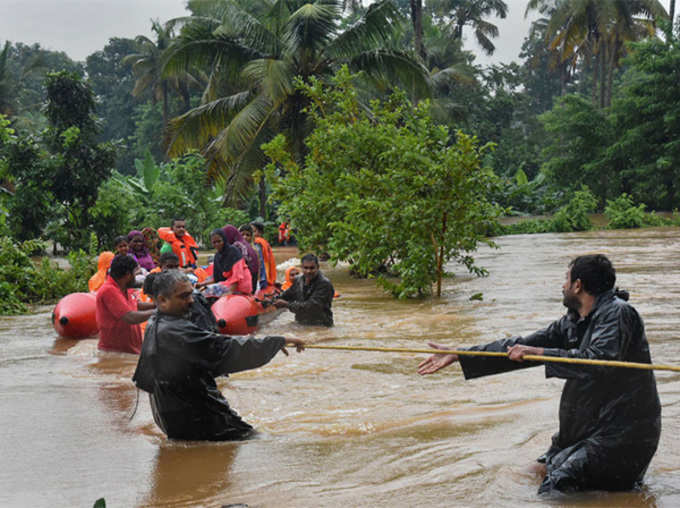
[288,343,680,373]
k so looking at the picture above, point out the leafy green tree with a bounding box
[599,37,680,209]
[92,152,249,247]
[264,68,499,298]
[43,71,118,250]
[0,42,81,123]
[539,94,613,205]
[165,0,429,208]
[86,37,140,174]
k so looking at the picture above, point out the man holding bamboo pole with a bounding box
[418,254,661,495]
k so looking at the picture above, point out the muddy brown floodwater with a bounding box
[1,230,680,507]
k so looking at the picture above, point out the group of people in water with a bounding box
[87,225,663,497]
[89,218,335,354]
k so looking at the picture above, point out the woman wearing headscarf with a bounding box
[88,251,115,292]
[201,229,252,297]
[223,224,259,293]
[128,230,156,271]
[281,265,301,291]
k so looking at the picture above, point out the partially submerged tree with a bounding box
[263,68,500,298]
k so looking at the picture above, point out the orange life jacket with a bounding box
[254,236,277,285]
[158,227,199,268]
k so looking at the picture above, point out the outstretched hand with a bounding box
[417,342,459,375]
[281,337,305,356]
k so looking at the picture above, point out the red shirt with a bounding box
[95,276,142,354]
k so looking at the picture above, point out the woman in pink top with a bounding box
[201,229,252,297]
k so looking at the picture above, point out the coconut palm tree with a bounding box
[163,0,430,205]
[528,0,667,107]
[123,20,199,127]
[428,0,508,56]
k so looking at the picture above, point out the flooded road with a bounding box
[1,228,680,507]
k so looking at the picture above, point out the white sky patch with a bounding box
[0,0,672,66]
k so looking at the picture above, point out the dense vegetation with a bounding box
[1,0,680,306]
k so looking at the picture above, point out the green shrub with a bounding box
[0,237,96,314]
[604,193,669,229]
[549,187,597,232]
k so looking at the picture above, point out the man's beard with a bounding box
[562,292,580,312]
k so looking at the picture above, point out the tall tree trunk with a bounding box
[409,0,425,60]
[599,41,607,109]
[258,177,267,220]
[591,49,599,105]
[162,80,169,128]
[670,0,676,40]
[605,37,620,108]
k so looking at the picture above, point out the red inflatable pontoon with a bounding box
[52,292,99,339]
[211,286,283,336]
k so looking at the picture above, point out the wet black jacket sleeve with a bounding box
[279,273,334,326]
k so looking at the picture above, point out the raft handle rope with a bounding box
[287,344,680,373]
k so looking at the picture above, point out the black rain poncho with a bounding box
[457,289,661,494]
[132,312,285,441]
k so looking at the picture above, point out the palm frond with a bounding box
[284,0,341,55]
[349,49,431,97]
[166,91,252,158]
[323,0,403,60]
[215,2,280,55]
[242,58,296,103]
[207,93,274,169]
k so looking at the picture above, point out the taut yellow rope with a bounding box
[287,343,680,373]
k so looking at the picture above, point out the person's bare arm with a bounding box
[417,342,459,375]
[121,309,155,324]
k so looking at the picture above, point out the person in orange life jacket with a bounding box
[197,229,252,297]
[157,218,199,270]
[251,221,277,286]
[95,255,156,354]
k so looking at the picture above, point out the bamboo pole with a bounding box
[287,343,680,373]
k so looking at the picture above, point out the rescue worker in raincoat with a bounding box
[132,270,305,441]
[418,254,661,495]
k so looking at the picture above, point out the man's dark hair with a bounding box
[301,253,319,267]
[143,272,157,297]
[251,221,264,233]
[239,223,253,234]
[113,235,127,247]
[172,218,185,226]
[152,269,189,298]
[159,252,180,266]
[110,254,138,279]
[569,254,616,296]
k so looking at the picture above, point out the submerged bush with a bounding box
[604,194,667,229]
[0,237,95,314]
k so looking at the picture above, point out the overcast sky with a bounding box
[0,0,672,66]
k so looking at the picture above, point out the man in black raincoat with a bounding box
[274,253,334,326]
[418,254,661,494]
[133,270,305,441]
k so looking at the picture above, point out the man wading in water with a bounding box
[274,253,334,327]
[418,254,661,495]
[133,270,305,441]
